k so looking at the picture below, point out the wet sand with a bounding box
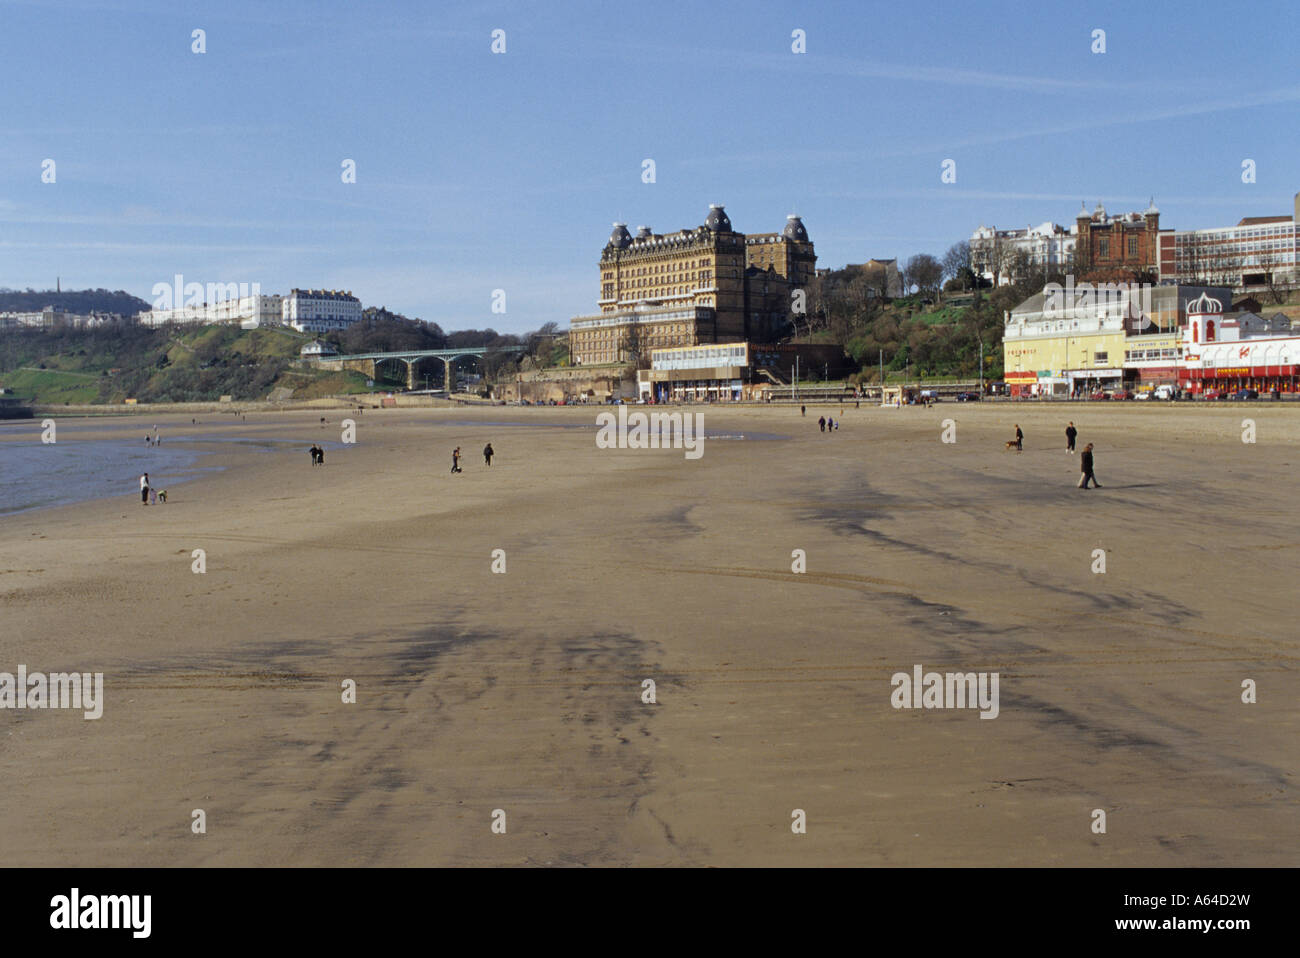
[1,402,1296,866]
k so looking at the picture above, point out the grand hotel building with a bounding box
[569,205,815,365]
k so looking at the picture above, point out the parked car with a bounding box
[1090,390,1110,400]
[1232,389,1260,400]
[1204,389,1228,400]
[1152,384,1176,401]
[1118,389,1136,401]
[955,392,981,402]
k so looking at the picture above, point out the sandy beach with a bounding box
[1,402,1296,866]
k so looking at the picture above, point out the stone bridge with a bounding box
[310,346,524,391]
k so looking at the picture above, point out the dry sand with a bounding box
[1,402,1296,866]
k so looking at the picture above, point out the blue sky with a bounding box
[2,0,1299,332]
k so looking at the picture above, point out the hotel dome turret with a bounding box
[704,204,732,232]
[608,222,632,248]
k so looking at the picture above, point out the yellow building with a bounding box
[1003,282,1231,396]
[570,205,815,365]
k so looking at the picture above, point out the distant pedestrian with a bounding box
[316,446,325,466]
[1065,422,1077,452]
[309,445,319,466]
[483,443,494,466]
[145,434,151,447]
[1015,424,1024,451]
[1078,443,1102,489]
[826,417,834,432]
[801,405,806,417]
[149,487,157,506]
[818,416,826,432]
[140,473,149,505]
[451,447,462,473]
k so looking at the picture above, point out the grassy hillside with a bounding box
[0,324,368,404]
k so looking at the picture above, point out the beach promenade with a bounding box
[1,403,1296,866]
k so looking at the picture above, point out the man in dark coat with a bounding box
[1078,443,1101,488]
[1065,422,1078,452]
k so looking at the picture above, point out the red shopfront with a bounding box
[1006,371,1037,398]
[1181,364,1298,394]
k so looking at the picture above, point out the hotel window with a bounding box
[1099,239,1110,258]
[1128,236,1138,257]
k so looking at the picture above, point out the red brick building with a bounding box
[1075,200,1162,277]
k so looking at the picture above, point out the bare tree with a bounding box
[1256,249,1290,304]
[905,254,944,300]
[858,262,895,300]
[1001,248,1034,288]
[942,241,971,289]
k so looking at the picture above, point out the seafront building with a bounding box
[1003,282,1300,397]
[282,289,363,334]
[972,202,1162,286]
[971,222,1076,285]
[636,341,851,402]
[139,294,283,328]
[1179,292,1300,394]
[974,193,1300,291]
[1158,204,1300,288]
[0,307,121,329]
[568,205,816,365]
[1002,283,1232,397]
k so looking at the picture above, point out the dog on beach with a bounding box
[1004,440,1020,451]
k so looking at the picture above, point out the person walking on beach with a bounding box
[826,416,834,432]
[451,447,462,473]
[801,405,806,417]
[818,416,826,433]
[483,442,494,467]
[1065,421,1078,452]
[140,472,150,505]
[1015,424,1024,451]
[1078,443,1101,489]
[149,486,157,506]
